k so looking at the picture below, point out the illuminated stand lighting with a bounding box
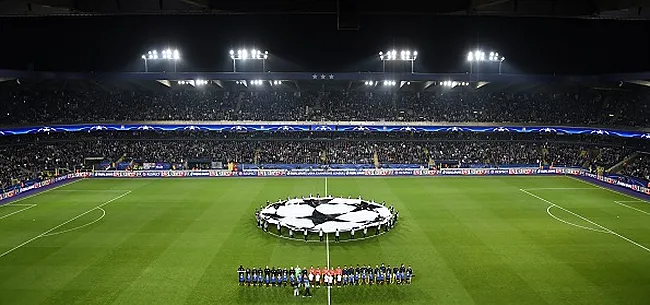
[229,49,269,72]
[250,80,264,86]
[141,49,180,72]
[441,81,470,88]
[383,80,398,86]
[364,81,376,86]
[177,79,209,86]
[466,50,505,75]
[379,49,418,73]
[271,80,282,86]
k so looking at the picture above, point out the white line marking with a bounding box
[325,176,331,305]
[0,204,37,220]
[546,205,609,233]
[0,191,130,259]
[324,177,328,195]
[566,176,649,203]
[0,179,83,206]
[326,232,331,305]
[614,201,650,215]
[42,208,106,237]
[523,187,597,190]
[52,189,130,192]
[3,203,37,207]
[520,189,650,253]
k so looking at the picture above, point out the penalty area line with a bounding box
[565,176,649,203]
[0,190,131,260]
[0,204,37,220]
[614,201,650,216]
[520,189,650,254]
[0,179,83,207]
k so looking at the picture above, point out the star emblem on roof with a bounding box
[329,74,334,79]
[320,74,326,79]
[312,74,317,79]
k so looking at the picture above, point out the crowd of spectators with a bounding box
[0,131,638,191]
[1,83,648,126]
[620,154,650,182]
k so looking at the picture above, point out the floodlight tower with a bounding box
[379,49,418,73]
[141,49,180,72]
[467,50,505,75]
[229,49,269,72]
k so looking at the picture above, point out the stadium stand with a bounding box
[0,131,644,191]
[1,81,649,126]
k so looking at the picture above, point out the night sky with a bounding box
[1,14,649,74]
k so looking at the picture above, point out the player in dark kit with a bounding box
[406,266,413,284]
[238,265,245,285]
[245,268,252,286]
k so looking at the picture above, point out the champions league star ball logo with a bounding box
[258,197,395,234]
[89,125,108,131]
[37,126,57,133]
[314,126,333,131]
[590,129,610,135]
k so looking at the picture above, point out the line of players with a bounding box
[238,263,413,287]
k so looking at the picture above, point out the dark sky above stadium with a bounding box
[1,14,649,74]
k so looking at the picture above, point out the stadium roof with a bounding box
[2,69,650,93]
[1,0,649,20]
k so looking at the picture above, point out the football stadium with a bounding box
[1,1,650,304]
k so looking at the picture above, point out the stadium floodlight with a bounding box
[272,80,282,85]
[441,81,470,88]
[141,49,180,72]
[364,81,376,86]
[230,49,269,72]
[379,49,418,73]
[250,80,264,86]
[195,79,208,86]
[467,49,505,74]
[383,80,397,86]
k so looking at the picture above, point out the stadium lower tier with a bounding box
[0,132,647,191]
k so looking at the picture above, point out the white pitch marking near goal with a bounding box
[53,189,131,193]
[614,201,650,216]
[0,204,37,220]
[545,205,608,234]
[520,189,650,254]
[523,187,597,190]
[0,179,83,207]
[42,208,107,237]
[566,176,649,203]
[0,191,131,259]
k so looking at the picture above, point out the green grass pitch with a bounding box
[0,176,649,305]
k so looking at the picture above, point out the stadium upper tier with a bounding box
[1,79,649,128]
